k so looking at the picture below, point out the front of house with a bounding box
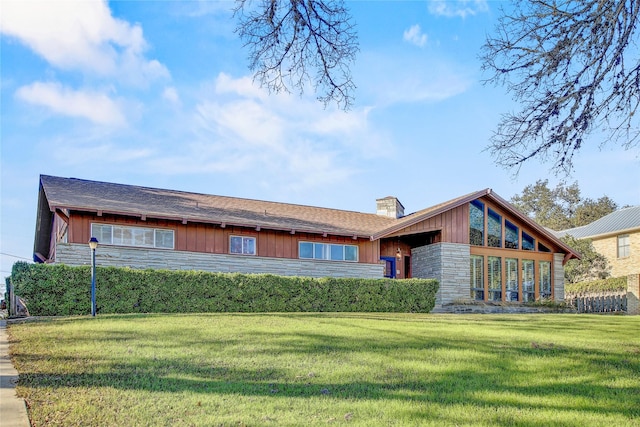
[33,175,580,307]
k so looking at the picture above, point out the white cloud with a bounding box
[428,0,489,18]
[146,73,389,191]
[357,51,473,106]
[162,87,181,105]
[0,0,169,84]
[15,81,126,126]
[403,25,428,47]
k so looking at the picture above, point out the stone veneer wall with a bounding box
[553,253,565,302]
[412,243,470,306]
[56,243,383,279]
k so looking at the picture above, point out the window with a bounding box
[488,256,502,301]
[538,242,551,252]
[230,236,256,255]
[522,260,535,302]
[540,261,551,299]
[469,200,484,246]
[506,258,519,301]
[618,234,630,258]
[91,224,174,249]
[505,220,519,249]
[522,232,535,251]
[470,255,484,300]
[299,242,358,262]
[92,224,113,245]
[487,209,502,248]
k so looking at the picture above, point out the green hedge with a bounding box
[10,262,439,316]
[565,276,627,294]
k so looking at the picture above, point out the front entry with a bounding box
[381,256,396,278]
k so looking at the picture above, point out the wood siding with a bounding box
[389,204,469,244]
[67,212,380,264]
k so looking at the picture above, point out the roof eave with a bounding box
[52,205,372,241]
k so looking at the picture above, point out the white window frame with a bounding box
[90,223,174,249]
[230,236,256,255]
[618,234,630,258]
[298,241,359,262]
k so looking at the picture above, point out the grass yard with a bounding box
[7,313,640,426]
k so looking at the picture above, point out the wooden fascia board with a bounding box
[371,189,489,241]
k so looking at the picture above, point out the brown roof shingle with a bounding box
[40,175,395,238]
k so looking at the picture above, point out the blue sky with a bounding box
[1,0,639,281]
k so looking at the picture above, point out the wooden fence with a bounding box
[565,291,627,314]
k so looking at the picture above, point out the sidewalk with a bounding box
[0,319,30,427]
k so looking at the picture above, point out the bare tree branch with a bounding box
[481,0,640,174]
[234,0,358,110]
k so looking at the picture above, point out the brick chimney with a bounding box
[376,196,404,219]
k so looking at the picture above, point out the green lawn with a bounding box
[8,313,640,426]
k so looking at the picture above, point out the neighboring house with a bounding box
[556,206,640,278]
[33,175,579,307]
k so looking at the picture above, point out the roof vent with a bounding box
[376,196,404,219]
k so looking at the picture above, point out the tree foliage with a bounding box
[481,0,640,174]
[510,179,617,230]
[560,235,610,283]
[234,0,358,110]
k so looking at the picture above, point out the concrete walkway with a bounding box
[0,320,30,427]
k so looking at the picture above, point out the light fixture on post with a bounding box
[88,237,99,317]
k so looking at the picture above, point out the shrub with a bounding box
[565,276,627,294]
[10,262,439,316]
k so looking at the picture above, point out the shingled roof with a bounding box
[39,175,395,238]
[36,175,580,260]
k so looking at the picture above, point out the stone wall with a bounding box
[412,243,470,306]
[56,243,383,279]
[553,253,565,301]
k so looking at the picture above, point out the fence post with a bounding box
[628,274,639,315]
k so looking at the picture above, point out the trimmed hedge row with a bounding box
[565,276,627,294]
[10,262,439,316]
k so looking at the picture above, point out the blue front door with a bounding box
[381,257,396,278]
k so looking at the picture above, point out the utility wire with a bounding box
[0,252,31,261]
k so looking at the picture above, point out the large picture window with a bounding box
[91,224,174,249]
[230,236,256,255]
[522,260,535,302]
[469,200,484,246]
[488,256,502,301]
[522,232,535,251]
[299,242,358,262]
[505,258,519,301]
[505,220,519,249]
[470,255,484,300]
[540,261,552,299]
[487,209,502,248]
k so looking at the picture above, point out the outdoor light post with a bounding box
[89,237,99,316]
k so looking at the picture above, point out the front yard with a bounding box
[8,313,640,426]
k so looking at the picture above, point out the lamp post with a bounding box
[89,237,99,316]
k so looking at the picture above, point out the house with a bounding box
[33,175,580,307]
[556,206,640,278]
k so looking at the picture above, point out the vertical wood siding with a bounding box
[68,212,379,263]
[391,204,469,243]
